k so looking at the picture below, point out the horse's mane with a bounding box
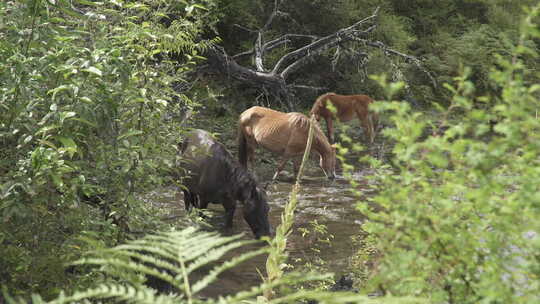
[231,165,258,192]
[211,143,259,196]
[311,92,337,113]
[312,120,333,151]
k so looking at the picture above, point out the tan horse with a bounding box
[310,92,378,144]
[238,106,336,180]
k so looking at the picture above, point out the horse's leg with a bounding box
[198,198,208,209]
[193,197,209,219]
[371,111,379,134]
[184,191,207,219]
[247,143,256,168]
[292,158,300,178]
[273,156,290,180]
[183,190,193,211]
[325,117,334,144]
[222,199,236,230]
[368,115,375,143]
[357,109,374,143]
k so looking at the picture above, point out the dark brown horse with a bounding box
[179,129,272,239]
[310,92,378,144]
[238,106,336,180]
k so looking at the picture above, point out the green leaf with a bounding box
[79,96,94,104]
[36,124,60,136]
[71,118,97,128]
[83,66,103,76]
[57,136,78,158]
[50,173,64,188]
[75,0,101,6]
[59,111,77,124]
[48,85,72,101]
[118,130,143,140]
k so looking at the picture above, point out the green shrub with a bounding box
[354,5,540,303]
[0,0,215,298]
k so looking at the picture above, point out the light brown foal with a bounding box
[310,92,378,144]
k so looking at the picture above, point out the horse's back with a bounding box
[351,94,374,105]
[239,106,286,124]
[240,106,312,152]
[181,129,217,159]
[180,129,231,198]
[287,112,310,129]
[320,93,374,120]
[318,93,372,105]
[240,106,294,137]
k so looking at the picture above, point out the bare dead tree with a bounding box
[204,2,436,111]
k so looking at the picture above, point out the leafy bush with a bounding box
[353,5,540,303]
[0,0,215,298]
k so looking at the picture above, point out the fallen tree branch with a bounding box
[352,38,438,87]
[203,5,435,110]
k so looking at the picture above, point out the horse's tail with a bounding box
[238,124,248,168]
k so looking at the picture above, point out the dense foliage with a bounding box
[0,0,214,298]
[1,0,539,303]
[211,0,538,109]
[348,5,540,303]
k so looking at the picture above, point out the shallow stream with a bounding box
[148,165,373,297]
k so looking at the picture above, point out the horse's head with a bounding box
[240,185,272,239]
[319,145,336,180]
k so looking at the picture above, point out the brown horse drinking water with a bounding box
[238,106,336,180]
[179,129,272,239]
[310,92,378,144]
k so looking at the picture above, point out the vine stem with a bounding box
[295,114,316,183]
[180,259,192,304]
[7,0,41,130]
[263,114,316,300]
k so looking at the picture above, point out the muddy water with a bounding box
[150,166,372,298]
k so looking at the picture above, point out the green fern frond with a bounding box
[191,246,269,294]
[47,284,180,304]
[186,238,261,274]
[66,228,268,301]
[99,245,181,275]
[171,233,245,263]
[73,257,179,287]
[222,272,332,304]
